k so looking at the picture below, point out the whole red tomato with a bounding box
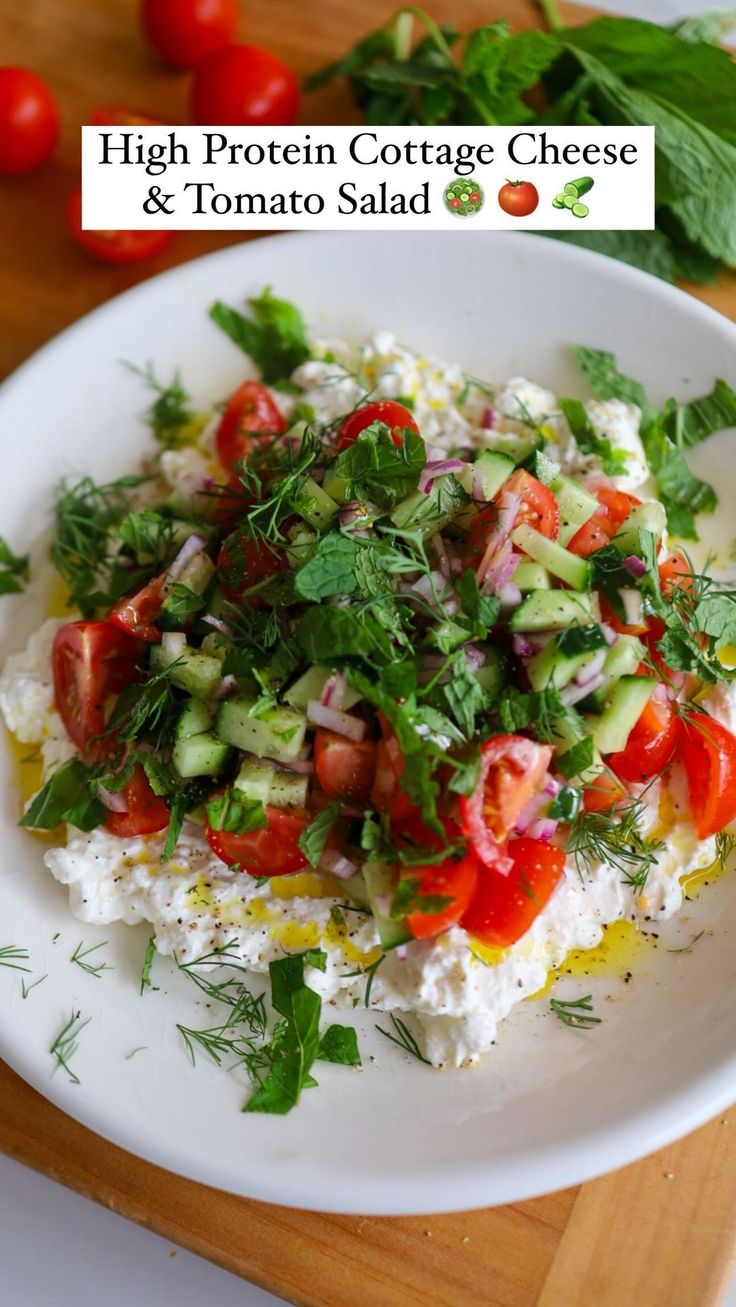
[190,44,299,126]
[498,181,539,218]
[0,67,59,176]
[67,186,174,265]
[140,0,237,69]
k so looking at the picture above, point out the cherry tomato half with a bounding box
[190,44,299,127]
[109,575,166,643]
[140,0,237,69]
[206,805,309,875]
[105,764,170,837]
[217,530,286,604]
[404,853,480,941]
[502,470,560,539]
[659,549,693,599]
[568,487,641,557]
[215,380,286,472]
[67,186,174,265]
[0,67,59,176]
[314,730,377,806]
[461,837,565,947]
[680,712,736,840]
[459,734,553,869]
[583,772,626,814]
[497,181,539,218]
[52,621,140,758]
[336,400,420,451]
[608,692,681,784]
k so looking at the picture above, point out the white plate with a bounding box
[2,232,736,1216]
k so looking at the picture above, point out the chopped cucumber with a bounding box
[509,590,595,632]
[269,769,309,810]
[550,473,598,546]
[572,203,589,219]
[199,632,228,661]
[613,501,667,554]
[552,195,565,209]
[527,635,600,693]
[151,642,223,699]
[294,477,340,531]
[592,675,657,756]
[285,523,317,568]
[172,732,231,778]
[284,665,362,712]
[175,552,215,595]
[176,699,214,740]
[478,431,539,463]
[512,559,550,592]
[473,644,508,700]
[580,634,645,712]
[164,486,220,523]
[511,523,591,591]
[523,449,559,486]
[322,464,351,504]
[344,870,371,910]
[456,450,514,502]
[563,195,577,210]
[363,861,411,952]
[233,758,274,806]
[565,177,594,198]
[390,474,467,536]
[426,619,469,653]
[215,697,307,763]
[552,714,603,785]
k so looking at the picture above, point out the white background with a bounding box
[4,2,735,1305]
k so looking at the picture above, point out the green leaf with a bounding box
[205,791,267,835]
[639,416,717,538]
[244,954,323,1115]
[461,25,558,124]
[661,379,736,450]
[498,688,567,743]
[298,803,341,870]
[334,425,426,509]
[439,663,486,740]
[0,536,29,596]
[557,735,595,780]
[296,604,396,665]
[159,582,206,626]
[294,533,360,602]
[672,10,736,47]
[571,346,648,409]
[318,1024,361,1066]
[21,760,105,832]
[209,288,311,386]
[454,569,501,631]
[558,397,628,477]
[544,230,682,283]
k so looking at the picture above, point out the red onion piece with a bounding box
[321,671,347,710]
[318,848,358,879]
[481,406,496,429]
[307,700,367,741]
[526,818,557,842]
[270,756,314,775]
[97,785,129,813]
[395,944,409,961]
[462,643,486,671]
[574,649,607,687]
[560,672,606,707]
[419,459,466,494]
[213,674,237,701]
[600,623,618,647]
[202,614,233,637]
[499,581,522,608]
[432,533,451,579]
[543,775,561,798]
[166,533,207,586]
[512,634,535,659]
[623,554,647,579]
[476,491,522,582]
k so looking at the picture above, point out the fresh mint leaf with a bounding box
[209,288,311,387]
[298,803,341,870]
[205,791,267,835]
[455,569,501,631]
[557,736,595,780]
[390,876,452,920]
[305,949,328,972]
[571,347,648,409]
[159,582,206,627]
[498,688,567,743]
[558,397,628,477]
[244,954,322,1115]
[661,379,736,450]
[0,536,29,595]
[21,760,105,832]
[294,533,360,602]
[318,1024,361,1066]
[639,416,717,538]
[296,605,396,665]
[128,364,194,449]
[334,425,425,509]
[439,663,486,740]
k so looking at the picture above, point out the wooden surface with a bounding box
[2,2,736,1305]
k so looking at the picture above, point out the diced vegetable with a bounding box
[215,696,307,762]
[508,590,595,632]
[592,675,657,756]
[511,523,592,591]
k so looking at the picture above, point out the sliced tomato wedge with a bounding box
[217,530,286,603]
[205,805,309,875]
[52,620,140,758]
[215,381,286,471]
[659,549,693,598]
[109,574,165,643]
[403,853,480,941]
[370,715,422,824]
[105,764,170,837]
[568,487,641,557]
[337,400,419,451]
[608,692,681,784]
[461,837,566,947]
[314,730,376,805]
[680,712,736,839]
[459,734,553,868]
[583,772,626,814]
[501,470,559,539]
[599,592,649,639]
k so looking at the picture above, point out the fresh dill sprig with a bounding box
[50,1010,90,1084]
[107,659,182,748]
[715,829,736,868]
[127,362,194,449]
[667,929,706,955]
[376,1013,431,1064]
[0,945,31,973]
[71,940,113,979]
[140,935,157,995]
[343,952,386,1008]
[51,474,145,615]
[550,993,601,1029]
[125,1046,147,1060]
[566,797,664,891]
[21,974,48,999]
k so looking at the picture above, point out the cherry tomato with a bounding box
[215,380,286,471]
[599,592,649,639]
[680,712,736,840]
[190,44,299,127]
[52,621,141,758]
[568,487,641,557]
[461,837,565,947]
[67,186,174,265]
[314,730,376,805]
[459,734,553,869]
[217,530,286,603]
[403,853,480,941]
[502,470,560,539]
[449,197,461,210]
[497,181,539,218]
[109,575,165,643]
[370,716,423,825]
[90,106,166,127]
[608,692,681,784]
[206,805,309,875]
[140,0,237,68]
[583,772,626,814]
[105,764,170,837]
[659,549,693,598]
[0,67,59,176]
[336,400,420,451]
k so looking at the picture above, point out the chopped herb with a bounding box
[667,929,706,954]
[128,362,195,448]
[0,945,31,973]
[318,1024,361,1066]
[209,287,311,387]
[558,397,628,477]
[205,791,266,835]
[140,935,157,995]
[550,993,601,1029]
[0,536,29,595]
[71,940,113,979]
[21,760,106,833]
[567,797,664,888]
[50,1009,90,1084]
[376,1013,431,1064]
[21,974,48,999]
[557,735,595,781]
[298,802,342,869]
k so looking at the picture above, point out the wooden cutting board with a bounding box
[2,2,736,1304]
